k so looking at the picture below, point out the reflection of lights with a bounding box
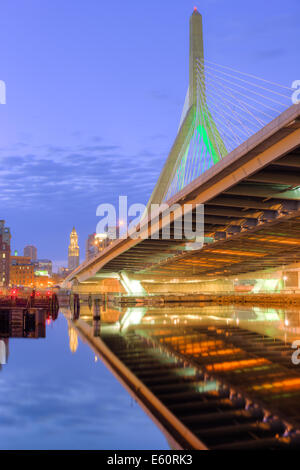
[0,340,6,365]
[207,358,268,372]
[68,321,78,353]
[120,307,147,330]
[285,319,289,326]
[197,381,218,393]
[253,377,300,391]
[283,276,288,281]
[95,356,98,362]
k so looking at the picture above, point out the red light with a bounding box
[194,6,197,11]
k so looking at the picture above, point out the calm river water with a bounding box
[0,310,168,450]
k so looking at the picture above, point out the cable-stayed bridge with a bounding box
[63,9,300,294]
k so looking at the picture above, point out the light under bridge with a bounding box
[63,9,300,295]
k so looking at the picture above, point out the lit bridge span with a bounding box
[64,9,300,294]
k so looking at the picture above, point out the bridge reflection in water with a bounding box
[64,300,300,450]
[0,299,59,366]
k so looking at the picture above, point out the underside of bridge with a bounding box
[101,214,300,279]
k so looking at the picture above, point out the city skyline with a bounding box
[0,0,299,267]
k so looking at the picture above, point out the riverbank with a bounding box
[111,292,300,307]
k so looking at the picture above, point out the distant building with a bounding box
[106,225,120,241]
[68,227,79,272]
[51,272,64,285]
[85,233,95,260]
[58,266,70,278]
[85,232,108,260]
[10,255,34,287]
[96,232,109,250]
[24,245,37,261]
[0,220,11,287]
[34,259,52,276]
[33,259,54,288]
[34,274,54,289]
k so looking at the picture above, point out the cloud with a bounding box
[147,133,168,141]
[150,90,170,101]
[79,145,120,152]
[254,49,285,60]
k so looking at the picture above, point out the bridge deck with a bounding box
[72,304,300,450]
[66,104,300,284]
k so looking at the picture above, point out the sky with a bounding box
[0,0,299,269]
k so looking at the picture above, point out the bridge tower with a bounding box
[189,7,204,107]
[146,8,226,209]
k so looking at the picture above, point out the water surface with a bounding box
[0,311,168,450]
[2,301,300,449]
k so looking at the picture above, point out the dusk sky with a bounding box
[0,0,299,269]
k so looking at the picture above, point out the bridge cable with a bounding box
[198,59,292,99]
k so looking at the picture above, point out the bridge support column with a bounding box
[119,271,147,296]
